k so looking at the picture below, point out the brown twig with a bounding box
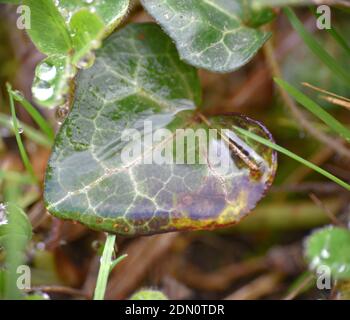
[283,273,315,300]
[26,285,90,299]
[224,273,283,300]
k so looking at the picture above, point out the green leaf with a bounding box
[23,0,71,56]
[56,0,130,66]
[0,0,22,3]
[274,78,350,142]
[44,23,277,236]
[305,226,350,280]
[69,9,105,65]
[0,203,32,299]
[130,289,168,300]
[141,0,273,73]
[0,203,32,245]
[251,0,310,9]
[26,0,130,108]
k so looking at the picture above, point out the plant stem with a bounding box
[93,234,116,300]
[6,83,38,184]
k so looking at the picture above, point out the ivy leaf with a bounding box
[44,23,277,236]
[141,0,274,73]
[23,0,72,56]
[305,226,350,280]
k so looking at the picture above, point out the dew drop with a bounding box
[37,61,57,81]
[0,203,8,226]
[320,249,330,259]
[12,90,24,100]
[91,39,101,49]
[56,103,70,125]
[76,52,96,69]
[338,264,346,273]
[18,127,24,134]
[32,81,54,102]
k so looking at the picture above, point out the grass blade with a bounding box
[275,77,350,141]
[0,114,52,148]
[284,7,350,88]
[311,7,350,57]
[10,89,55,142]
[233,126,350,191]
[6,83,37,184]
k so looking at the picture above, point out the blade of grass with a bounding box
[6,83,37,184]
[0,114,52,148]
[284,7,350,88]
[311,7,350,57]
[0,169,35,185]
[275,78,350,141]
[233,126,350,191]
[10,89,55,142]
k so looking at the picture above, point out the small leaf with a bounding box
[55,0,130,67]
[23,0,72,56]
[69,9,105,65]
[44,23,277,236]
[141,0,273,72]
[130,289,168,300]
[0,203,32,299]
[0,203,32,246]
[305,226,350,280]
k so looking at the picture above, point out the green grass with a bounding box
[284,7,350,88]
[311,7,350,57]
[10,89,55,142]
[275,78,350,141]
[0,114,52,148]
[6,83,37,184]
[233,126,350,191]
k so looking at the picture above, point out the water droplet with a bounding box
[56,103,70,125]
[76,52,96,69]
[37,61,57,81]
[18,127,24,134]
[91,40,101,49]
[338,264,346,273]
[32,81,54,102]
[0,203,8,226]
[321,249,330,259]
[12,90,24,101]
[91,240,102,251]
